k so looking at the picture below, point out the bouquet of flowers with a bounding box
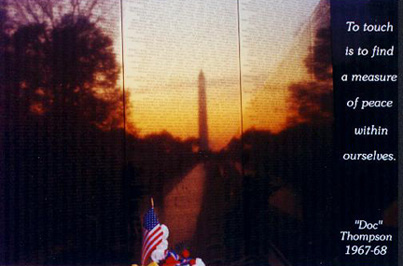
[134,199,205,266]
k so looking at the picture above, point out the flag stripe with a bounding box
[143,226,161,255]
[143,236,163,265]
[142,231,163,262]
[142,224,161,251]
[142,229,163,262]
[141,227,163,264]
[141,207,164,265]
[143,230,163,254]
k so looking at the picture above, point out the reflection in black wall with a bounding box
[0,1,128,264]
[1,0,397,265]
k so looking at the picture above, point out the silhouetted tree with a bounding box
[224,9,335,264]
[287,81,332,125]
[0,0,8,48]
[1,1,129,264]
[305,27,332,82]
[288,24,333,125]
[0,0,10,117]
[3,1,123,128]
[8,0,101,27]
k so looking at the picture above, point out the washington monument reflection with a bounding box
[198,70,209,152]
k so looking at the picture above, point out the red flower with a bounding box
[182,249,190,258]
[163,256,180,265]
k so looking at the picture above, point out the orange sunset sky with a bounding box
[120,0,320,150]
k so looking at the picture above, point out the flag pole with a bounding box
[151,197,154,208]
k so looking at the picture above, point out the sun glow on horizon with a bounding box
[122,0,321,150]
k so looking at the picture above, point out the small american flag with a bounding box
[141,206,164,266]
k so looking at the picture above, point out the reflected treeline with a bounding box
[224,123,333,265]
[0,1,200,264]
[1,1,338,266]
[219,14,335,264]
[1,0,128,264]
[287,23,333,126]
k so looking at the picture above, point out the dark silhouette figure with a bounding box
[198,70,209,152]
